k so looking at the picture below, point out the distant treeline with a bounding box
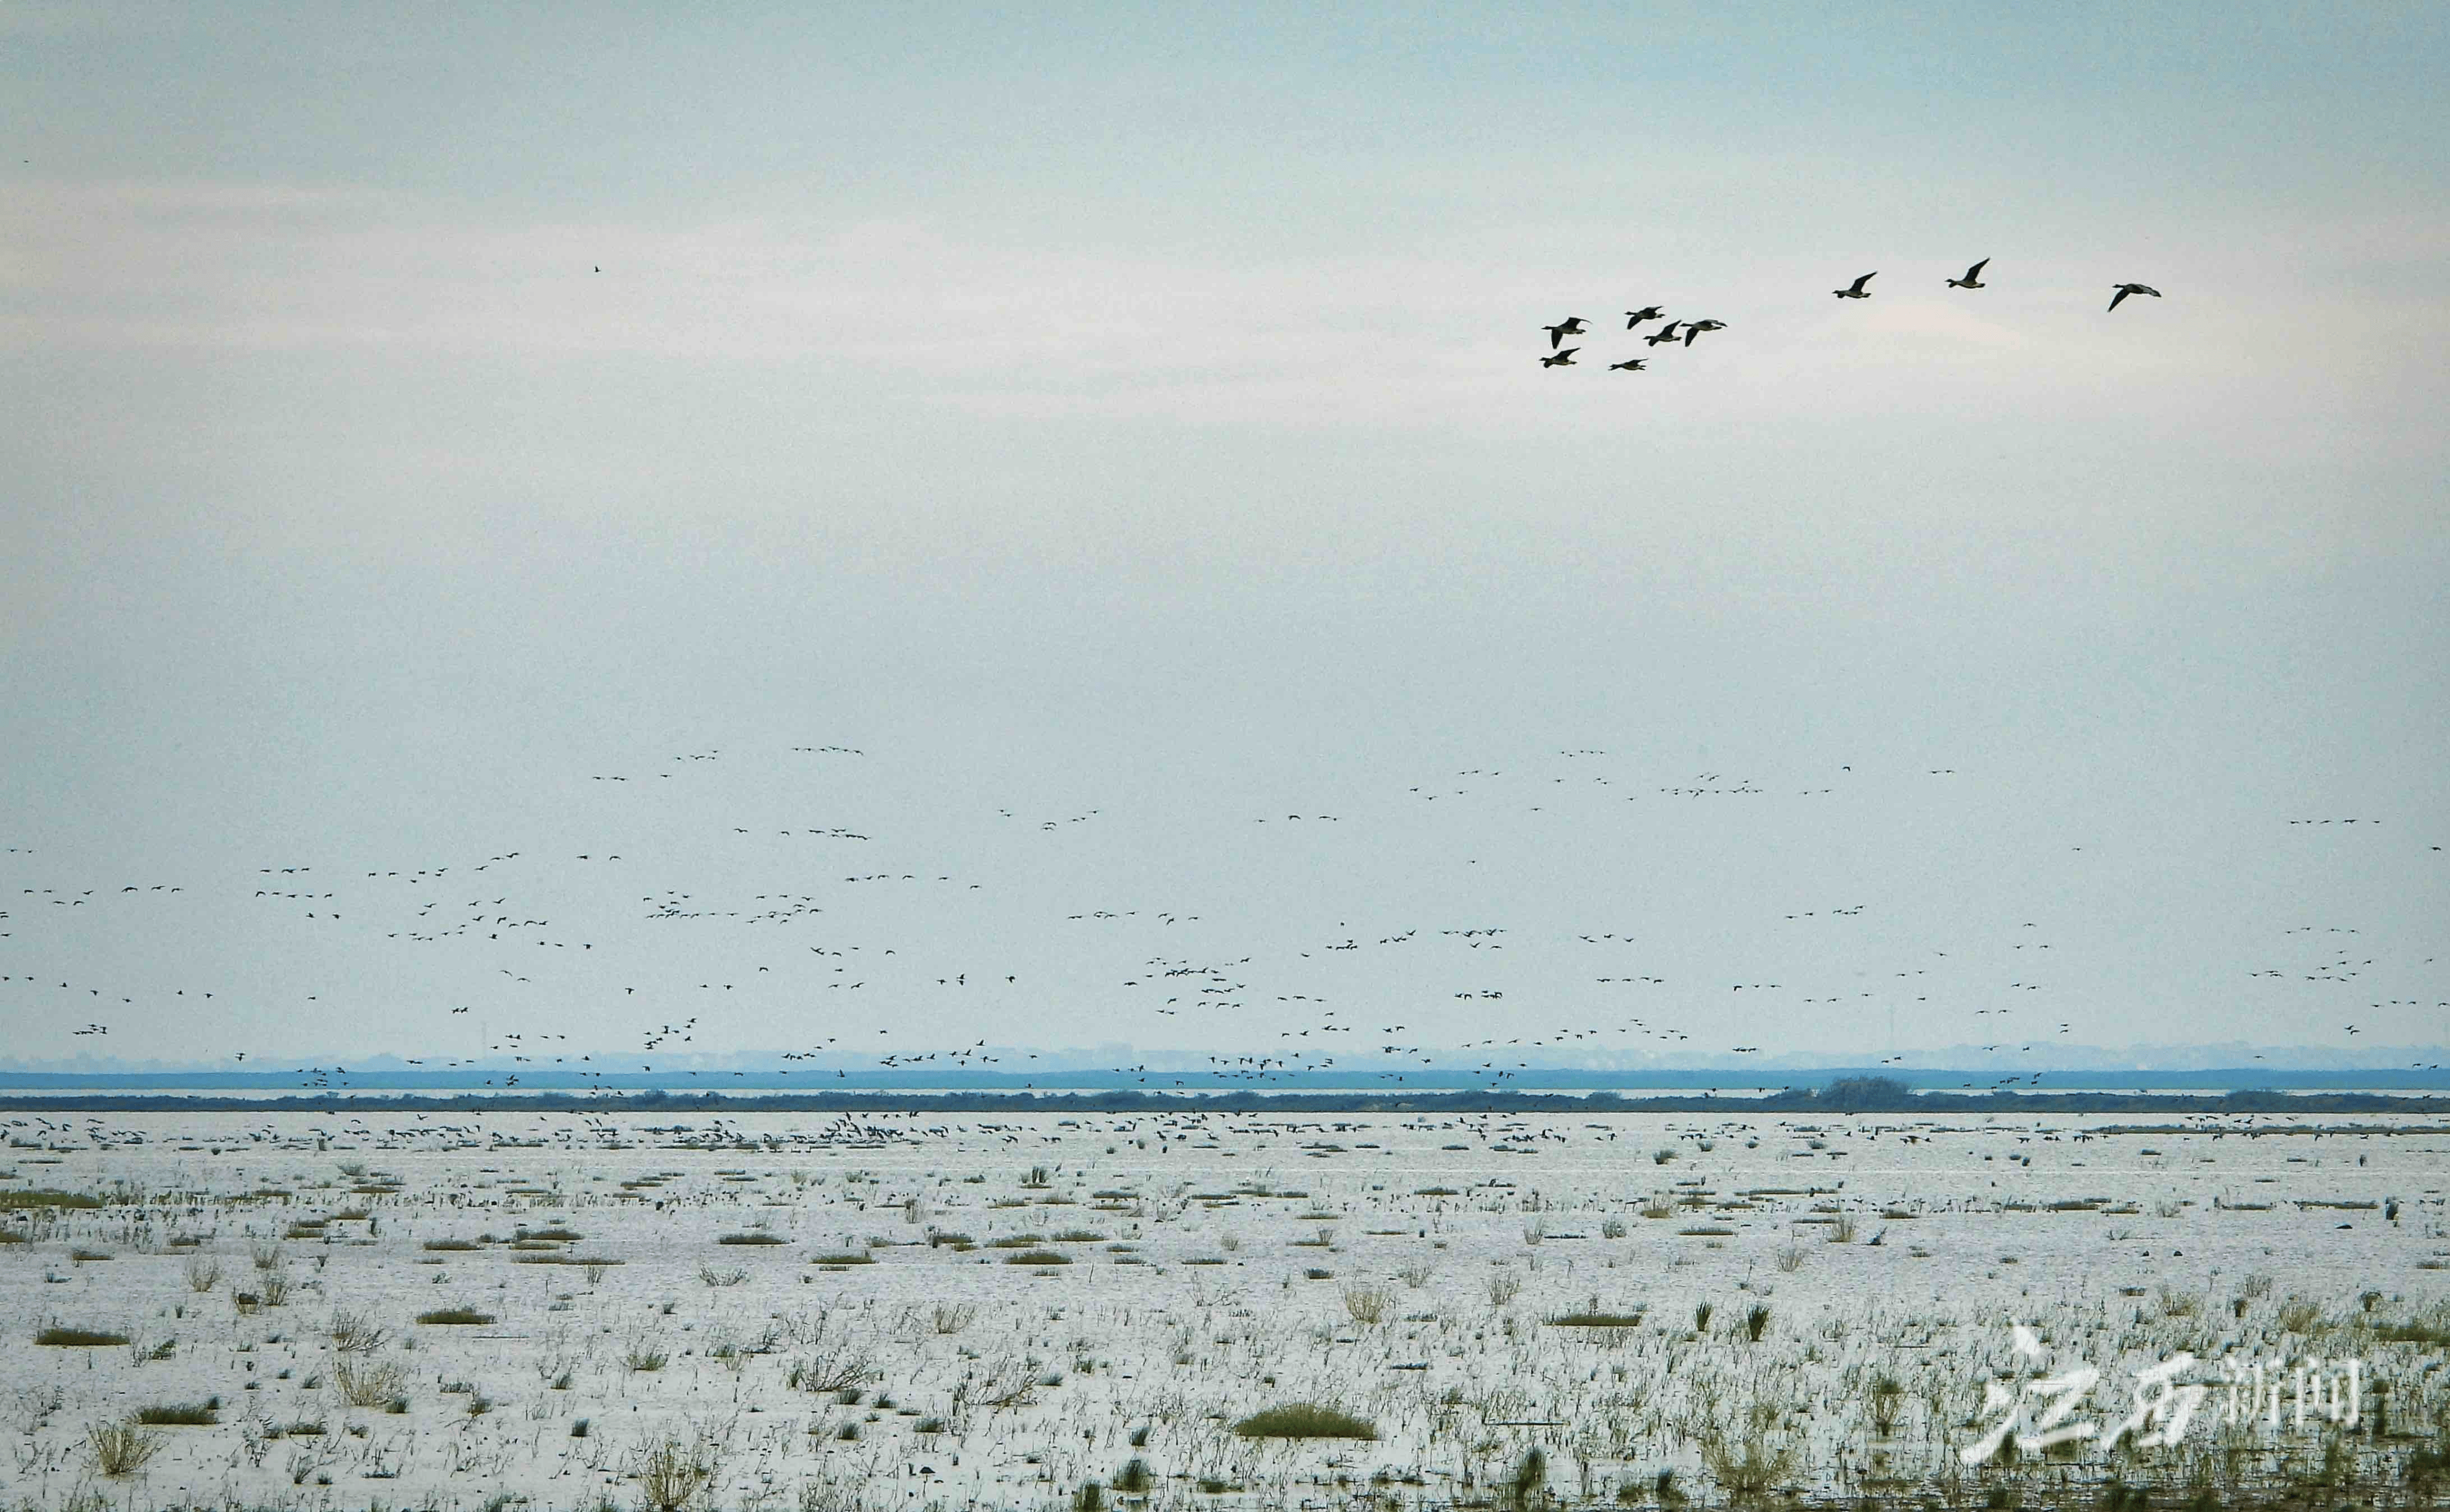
[3,1077,2446,1119]
[9,1064,2448,1092]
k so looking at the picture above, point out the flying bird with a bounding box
[1540,348,1580,367]
[1643,321,1684,347]
[1682,319,1726,345]
[1543,317,1589,349]
[1835,272,1876,299]
[1607,358,1648,371]
[1624,306,1665,329]
[2108,283,2161,311]
[1948,259,1989,289]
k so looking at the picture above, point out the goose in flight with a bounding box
[1682,319,1726,345]
[1539,348,1580,367]
[1624,306,1665,329]
[1947,258,1989,289]
[1543,317,1590,349]
[1643,320,1685,347]
[2108,283,2160,311]
[1607,358,1648,371]
[1834,272,1876,299]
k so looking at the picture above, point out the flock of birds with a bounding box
[4,734,2442,1099]
[1533,262,2162,369]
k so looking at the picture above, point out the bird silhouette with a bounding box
[1542,317,1589,349]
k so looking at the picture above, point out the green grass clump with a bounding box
[1232,1403,1376,1439]
[421,1238,482,1251]
[1004,1249,1071,1265]
[415,1308,496,1325]
[136,1402,219,1425]
[809,1252,875,1266]
[716,1232,786,1245]
[36,1325,130,1346]
[1546,1311,1647,1328]
[2374,1321,2450,1346]
[0,1189,103,1209]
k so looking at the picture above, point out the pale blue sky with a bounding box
[1,4,2443,1069]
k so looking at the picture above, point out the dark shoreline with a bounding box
[4,1083,2448,1120]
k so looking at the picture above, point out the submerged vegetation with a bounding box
[0,1107,2439,1508]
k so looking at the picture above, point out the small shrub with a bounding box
[1869,1374,1905,1436]
[1343,1286,1391,1326]
[1510,1446,1548,1508]
[931,1303,976,1334]
[335,1359,409,1407]
[329,1309,389,1353]
[183,1254,222,1292]
[1114,1457,1154,1492]
[717,1232,785,1245]
[787,1346,876,1394]
[37,1325,130,1346]
[1700,1425,1795,1500]
[87,1419,161,1476]
[135,1401,218,1425]
[1232,1403,1376,1439]
[1004,1249,1070,1266]
[634,1432,718,1512]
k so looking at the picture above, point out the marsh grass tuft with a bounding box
[416,1307,496,1325]
[1233,1403,1376,1439]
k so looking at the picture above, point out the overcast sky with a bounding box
[2,4,2444,1071]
